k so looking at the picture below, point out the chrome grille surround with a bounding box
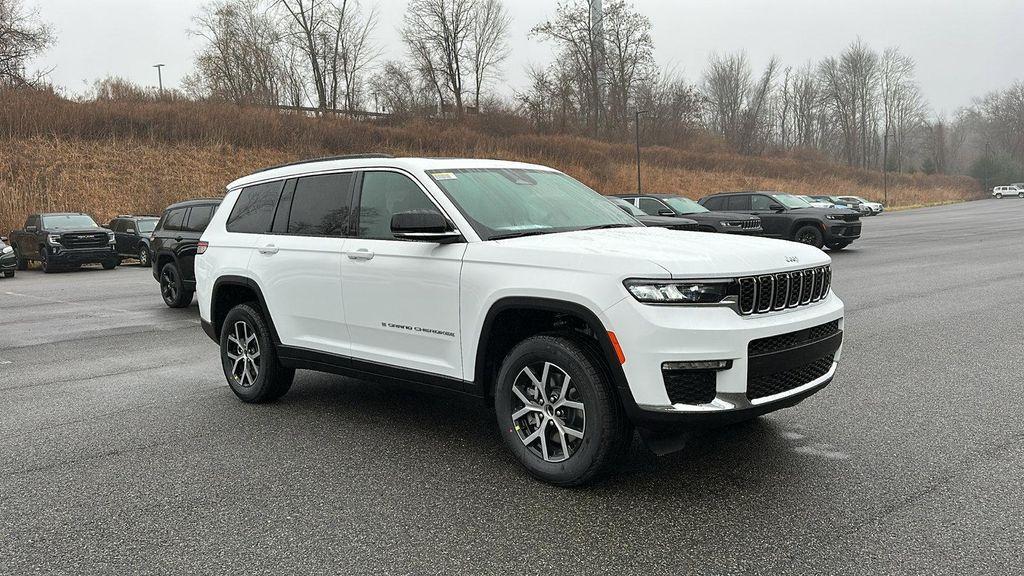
[736,265,831,316]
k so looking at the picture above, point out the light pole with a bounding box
[882,132,895,206]
[635,109,648,194]
[153,64,165,96]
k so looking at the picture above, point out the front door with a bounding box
[747,194,788,238]
[341,170,466,380]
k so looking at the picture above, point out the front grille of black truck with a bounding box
[737,265,831,315]
[59,232,109,249]
[746,354,834,401]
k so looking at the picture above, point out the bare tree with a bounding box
[468,0,510,109]
[402,0,478,115]
[326,0,379,111]
[700,52,777,154]
[819,40,880,168]
[602,0,654,129]
[275,0,331,109]
[188,0,284,105]
[0,0,53,87]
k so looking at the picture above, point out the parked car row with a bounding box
[613,190,864,250]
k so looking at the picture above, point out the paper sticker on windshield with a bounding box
[432,172,457,181]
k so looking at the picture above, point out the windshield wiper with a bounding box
[580,223,634,231]
[489,230,553,240]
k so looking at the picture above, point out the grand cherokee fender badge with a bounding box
[381,322,455,338]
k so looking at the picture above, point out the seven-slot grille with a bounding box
[58,232,110,249]
[726,220,760,229]
[737,266,831,315]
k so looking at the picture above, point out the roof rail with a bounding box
[250,153,396,176]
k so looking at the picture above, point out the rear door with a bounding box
[246,174,353,356]
[340,170,466,380]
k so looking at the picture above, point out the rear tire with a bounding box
[494,335,631,487]
[793,225,824,248]
[220,303,294,403]
[995,193,1003,199]
[159,262,193,308]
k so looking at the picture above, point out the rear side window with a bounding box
[701,197,723,210]
[185,204,216,232]
[287,173,355,236]
[227,181,284,234]
[162,208,187,231]
[725,195,751,211]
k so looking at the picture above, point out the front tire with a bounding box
[2,271,13,278]
[39,247,55,273]
[494,335,630,487]
[159,262,193,308]
[220,303,294,403]
[794,225,824,248]
[995,193,1003,199]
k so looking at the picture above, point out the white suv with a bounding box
[992,186,1023,199]
[196,156,845,486]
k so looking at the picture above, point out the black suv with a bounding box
[614,193,763,234]
[151,198,221,308]
[699,191,861,250]
[106,215,160,267]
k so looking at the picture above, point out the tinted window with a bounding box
[163,208,187,231]
[701,197,722,210]
[287,173,354,236]
[357,171,438,240]
[638,198,667,215]
[185,204,216,232]
[108,219,124,232]
[725,196,751,211]
[751,195,772,211]
[227,182,284,234]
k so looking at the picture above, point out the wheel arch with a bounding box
[473,296,638,415]
[210,275,281,344]
[791,218,825,238]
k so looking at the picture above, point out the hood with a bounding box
[788,207,859,217]
[50,227,109,234]
[479,226,829,278]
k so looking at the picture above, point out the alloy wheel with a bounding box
[160,268,178,304]
[797,230,818,245]
[225,320,261,387]
[510,361,586,463]
[139,247,149,267]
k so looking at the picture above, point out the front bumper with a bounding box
[824,222,861,242]
[45,246,116,264]
[604,293,844,428]
[0,255,15,272]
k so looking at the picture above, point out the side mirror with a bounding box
[0,236,7,243]
[768,203,785,212]
[658,209,674,217]
[126,228,135,234]
[26,225,37,232]
[391,211,461,243]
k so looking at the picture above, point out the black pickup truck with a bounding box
[8,213,119,273]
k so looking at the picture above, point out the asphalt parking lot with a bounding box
[1,199,1022,575]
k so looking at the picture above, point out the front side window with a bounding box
[357,171,439,240]
[41,214,98,229]
[637,197,667,216]
[227,181,284,234]
[428,168,637,240]
[751,195,773,211]
[288,173,355,236]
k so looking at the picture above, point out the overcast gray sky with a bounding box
[32,0,1024,115]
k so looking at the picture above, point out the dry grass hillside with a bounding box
[0,89,982,234]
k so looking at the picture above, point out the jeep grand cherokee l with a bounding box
[8,213,118,273]
[196,156,845,486]
[700,191,861,250]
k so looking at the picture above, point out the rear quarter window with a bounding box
[185,204,216,232]
[162,209,187,231]
[227,182,284,234]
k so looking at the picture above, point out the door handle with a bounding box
[347,249,374,261]
[258,245,279,255]
[175,236,183,242]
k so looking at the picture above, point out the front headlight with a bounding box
[108,232,116,243]
[624,279,732,304]
[825,214,848,221]
[48,234,61,245]
[1,246,12,255]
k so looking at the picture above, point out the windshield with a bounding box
[771,194,813,209]
[608,197,647,217]
[136,219,158,234]
[41,214,98,229]
[427,168,638,240]
[662,196,709,214]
